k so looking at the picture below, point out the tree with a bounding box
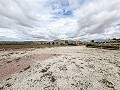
[113,38,117,40]
[91,40,94,43]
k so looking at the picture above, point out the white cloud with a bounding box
[74,0,120,40]
[0,0,120,41]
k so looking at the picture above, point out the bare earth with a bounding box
[0,46,120,90]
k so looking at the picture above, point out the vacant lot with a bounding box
[0,46,120,90]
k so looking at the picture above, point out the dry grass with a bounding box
[0,44,59,50]
[86,43,120,50]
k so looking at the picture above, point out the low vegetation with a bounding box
[23,65,31,71]
[0,40,84,50]
[86,38,120,50]
[86,43,119,50]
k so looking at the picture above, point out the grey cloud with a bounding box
[0,0,120,41]
[75,0,120,40]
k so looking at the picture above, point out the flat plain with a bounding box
[0,46,120,90]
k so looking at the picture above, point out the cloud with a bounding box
[74,0,120,40]
[0,0,120,41]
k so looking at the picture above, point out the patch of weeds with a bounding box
[116,64,120,68]
[19,70,23,73]
[63,57,67,59]
[52,54,59,56]
[71,80,92,90]
[44,86,50,90]
[43,85,56,90]
[41,71,56,83]
[72,57,76,59]
[7,61,12,63]
[0,86,4,90]
[58,65,67,71]
[98,58,102,60]
[86,64,95,69]
[15,58,21,62]
[21,52,25,54]
[41,67,49,73]
[5,83,11,87]
[44,72,52,77]
[118,72,120,76]
[6,78,12,81]
[9,52,14,54]
[17,64,20,66]
[100,79,115,89]
[50,76,56,82]
[23,65,31,71]
[80,67,84,69]
[15,52,19,54]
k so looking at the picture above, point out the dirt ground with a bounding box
[0,46,120,90]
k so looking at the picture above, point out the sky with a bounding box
[0,0,120,41]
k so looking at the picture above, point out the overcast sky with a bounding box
[0,0,120,41]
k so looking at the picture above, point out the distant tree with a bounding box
[91,40,94,43]
[47,42,50,45]
[113,38,117,40]
[65,41,69,45]
[52,42,55,45]
[56,42,59,45]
